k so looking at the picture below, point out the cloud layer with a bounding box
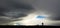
[0,0,35,24]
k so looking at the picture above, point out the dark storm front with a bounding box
[0,0,34,18]
[0,0,35,24]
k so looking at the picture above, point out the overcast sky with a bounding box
[31,0,60,25]
[10,0,60,26]
[0,0,60,26]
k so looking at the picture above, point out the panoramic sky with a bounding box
[0,0,60,26]
[10,0,60,26]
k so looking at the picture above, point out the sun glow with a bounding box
[12,13,51,26]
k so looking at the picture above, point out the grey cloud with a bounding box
[0,0,34,18]
[33,0,60,21]
[0,0,35,24]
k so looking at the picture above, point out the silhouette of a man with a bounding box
[42,22,44,26]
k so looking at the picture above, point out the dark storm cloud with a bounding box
[34,0,60,21]
[0,0,35,24]
[0,0,34,18]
